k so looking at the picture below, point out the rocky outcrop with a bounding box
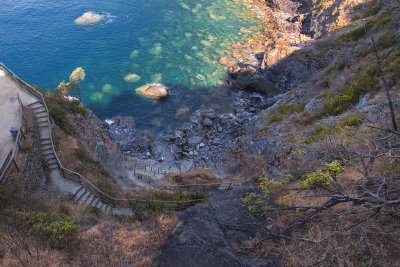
[74,12,104,25]
[135,83,169,99]
[157,188,281,267]
[67,110,124,176]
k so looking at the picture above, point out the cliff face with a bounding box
[66,110,124,176]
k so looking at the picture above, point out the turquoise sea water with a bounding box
[0,0,258,132]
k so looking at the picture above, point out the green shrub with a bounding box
[319,70,379,117]
[299,161,343,189]
[338,114,364,127]
[331,60,346,72]
[299,170,332,189]
[377,31,397,50]
[17,211,78,246]
[173,175,184,183]
[49,105,71,134]
[269,103,305,123]
[129,191,208,220]
[363,4,381,18]
[376,10,392,26]
[341,27,366,42]
[306,124,329,143]
[321,76,331,88]
[297,112,316,125]
[269,113,285,123]
[74,147,86,161]
[341,19,376,43]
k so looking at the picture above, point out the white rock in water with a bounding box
[75,12,103,24]
[124,73,141,83]
[135,83,169,99]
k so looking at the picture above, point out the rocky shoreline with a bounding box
[103,0,321,179]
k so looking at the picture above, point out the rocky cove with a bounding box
[101,0,327,176]
[2,0,396,265]
[68,0,355,265]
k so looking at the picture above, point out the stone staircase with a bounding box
[29,101,59,170]
[73,186,113,213]
[28,100,130,215]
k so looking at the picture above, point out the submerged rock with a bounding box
[124,73,141,83]
[74,12,103,24]
[135,83,169,99]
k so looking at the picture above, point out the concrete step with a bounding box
[89,196,99,206]
[41,149,53,156]
[49,163,58,170]
[101,204,108,212]
[79,190,92,204]
[28,101,42,108]
[39,137,51,142]
[95,199,103,209]
[38,122,49,128]
[76,189,89,202]
[40,138,51,144]
[105,205,112,213]
[33,107,46,114]
[83,193,95,205]
[36,117,48,123]
[73,187,86,201]
[43,153,55,161]
[40,144,53,151]
[34,113,48,119]
[47,158,57,165]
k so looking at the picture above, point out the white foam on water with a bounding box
[105,119,115,125]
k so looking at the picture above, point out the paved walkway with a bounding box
[0,69,37,164]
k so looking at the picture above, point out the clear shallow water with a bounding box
[0,0,259,132]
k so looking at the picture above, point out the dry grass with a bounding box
[74,214,178,267]
[53,127,122,197]
[158,168,216,188]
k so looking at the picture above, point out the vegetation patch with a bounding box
[129,191,208,221]
[376,31,397,50]
[338,113,364,127]
[45,91,88,134]
[319,67,380,117]
[269,103,305,123]
[17,210,78,247]
[306,124,329,143]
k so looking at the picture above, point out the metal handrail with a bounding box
[0,127,23,182]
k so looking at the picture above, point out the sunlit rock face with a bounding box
[135,83,169,99]
[74,12,103,24]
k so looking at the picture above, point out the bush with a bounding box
[319,70,379,117]
[377,31,397,50]
[338,114,364,127]
[299,170,333,189]
[306,125,329,143]
[129,191,208,220]
[49,105,71,134]
[269,103,305,123]
[321,76,331,88]
[341,19,376,43]
[363,4,381,18]
[173,175,183,183]
[299,161,343,189]
[45,91,88,134]
[376,10,392,26]
[296,112,316,125]
[17,211,78,246]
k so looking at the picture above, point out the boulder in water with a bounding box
[135,83,169,99]
[74,12,103,25]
